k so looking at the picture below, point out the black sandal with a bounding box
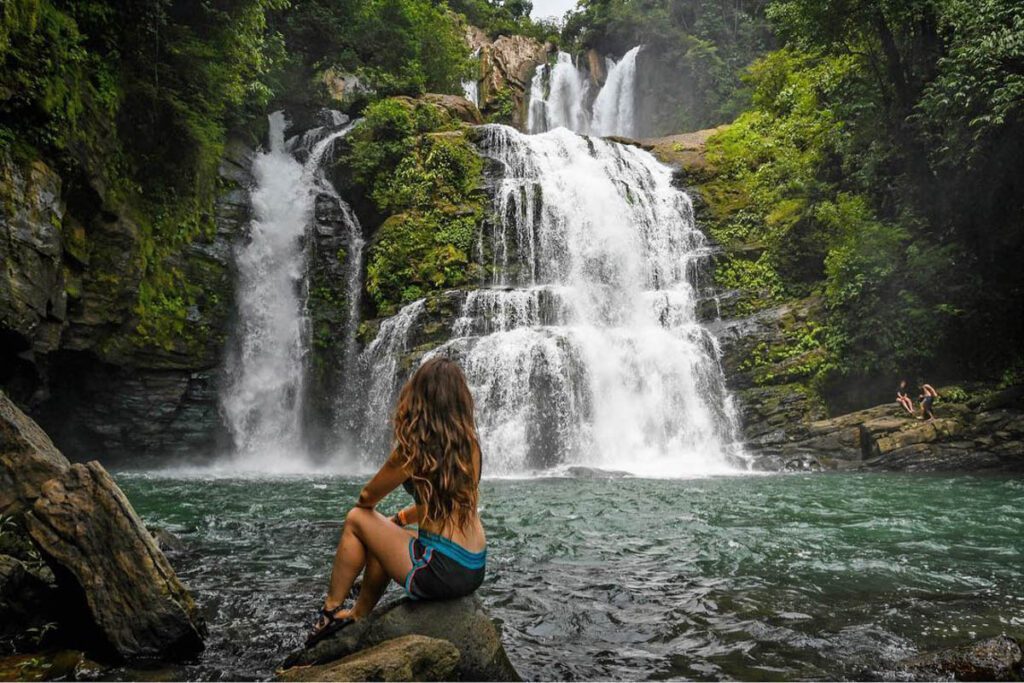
[306,603,354,647]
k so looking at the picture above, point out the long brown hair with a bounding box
[392,357,480,532]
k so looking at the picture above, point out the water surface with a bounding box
[115,472,1024,680]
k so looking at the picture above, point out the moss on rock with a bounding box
[342,97,487,318]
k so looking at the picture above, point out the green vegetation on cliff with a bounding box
[698,0,1024,404]
[562,0,775,132]
[271,0,472,100]
[342,98,485,317]
[0,0,505,353]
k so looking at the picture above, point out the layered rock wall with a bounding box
[0,138,254,462]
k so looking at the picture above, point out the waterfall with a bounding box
[591,46,641,137]
[362,125,743,476]
[221,111,362,469]
[528,47,642,137]
[462,79,479,107]
[462,48,481,107]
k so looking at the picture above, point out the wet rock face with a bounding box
[0,136,252,462]
[278,635,460,682]
[1,393,206,661]
[283,596,520,682]
[0,154,66,398]
[468,28,548,129]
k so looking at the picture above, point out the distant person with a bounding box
[918,383,939,420]
[896,379,915,415]
[306,357,486,646]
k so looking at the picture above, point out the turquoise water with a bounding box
[114,472,1024,681]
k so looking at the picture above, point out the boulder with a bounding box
[0,391,69,516]
[643,126,730,177]
[321,68,374,112]
[278,635,459,682]
[282,596,519,682]
[23,461,206,660]
[3,392,204,660]
[895,635,1023,681]
[421,94,483,125]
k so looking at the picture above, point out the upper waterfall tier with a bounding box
[528,46,642,137]
[360,125,744,476]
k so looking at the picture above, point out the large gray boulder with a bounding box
[278,635,459,682]
[0,391,205,660]
[282,595,520,681]
[25,462,206,660]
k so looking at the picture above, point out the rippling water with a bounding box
[113,472,1024,681]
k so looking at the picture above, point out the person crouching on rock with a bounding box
[307,356,487,646]
[918,382,939,421]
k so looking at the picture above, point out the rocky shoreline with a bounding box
[1,390,523,682]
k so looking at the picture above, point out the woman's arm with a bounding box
[355,451,409,509]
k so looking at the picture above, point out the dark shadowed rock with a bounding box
[278,635,459,682]
[0,554,59,652]
[24,461,206,660]
[894,635,1023,681]
[0,392,69,516]
[282,596,519,681]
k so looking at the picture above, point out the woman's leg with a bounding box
[324,508,416,614]
[351,544,408,619]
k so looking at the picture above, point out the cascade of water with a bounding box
[528,47,641,137]
[526,64,548,134]
[591,46,641,137]
[221,112,362,469]
[426,125,742,476]
[462,48,481,107]
[529,52,591,134]
[357,299,426,453]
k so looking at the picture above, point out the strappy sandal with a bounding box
[306,603,354,647]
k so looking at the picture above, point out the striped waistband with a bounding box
[418,530,486,570]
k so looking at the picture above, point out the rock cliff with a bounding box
[0,137,254,462]
[465,27,549,129]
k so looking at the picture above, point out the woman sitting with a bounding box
[896,379,915,415]
[307,357,486,645]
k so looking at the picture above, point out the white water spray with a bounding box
[222,112,361,469]
[528,46,642,137]
[362,126,743,476]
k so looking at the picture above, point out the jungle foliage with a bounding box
[342,98,486,316]
[561,0,776,131]
[703,0,1024,402]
